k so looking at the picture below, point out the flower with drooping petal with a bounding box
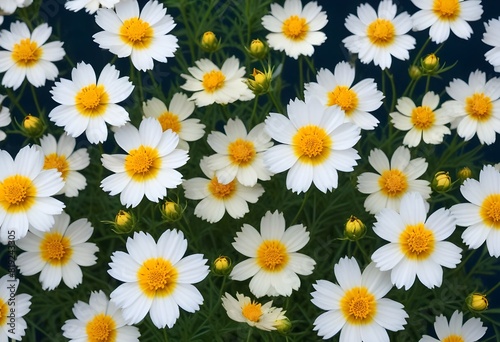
[65,0,121,14]
[0,94,11,142]
[483,17,500,73]
[419,310,487,342]
[0,275,31,341]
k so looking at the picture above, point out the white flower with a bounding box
[62,290,140,342]
[205,117,273,187]
[0,94,11,141]
[0,21,65,90]
[49,62,134,144]
[264,98,361,194]
[183,157,264,223]
[311,256,408,341]
[411,0,483,44]
[230,210,316,298]
[304,61,383,130]
[357,146,431,214]
[108,229,209,328]
[419,310,487,342]
[93,0,178,71]
[483,17,500,73]
[261,0,328,59]
[101,117,188,208]
[15,212,98,291]
[0,0,32,14]
[65,0,121,14]
[180,56,254,107]
[0,275,31,341]
[390,91,451,147]
[343,0,415,69]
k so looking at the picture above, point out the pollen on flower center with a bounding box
[75,84,109,117]
[257,240,289,272]
[228,139,256,166]
[378,169,408,197]
[242,302,262,322]
[85,313,117,342]
[202,70,226,93]
[124,146,161,181]
[138,258,178,298]
[411,106,435,130]
[40,232,73,265]
[399,223,435,259]
[465,93,492,121]
[0,175,36,212]
[292,125,332,164]
[282,15,309,41]
[208,178,236,199]
[327,86,359,115]
[12,38,41,66]
[0,300,7,326]
[158,111,181,133]
[120,17,153,49]
[433,0,461,20]
[367,18,395,46]
[340,286,376,324]
[44,154,69,180]
[480,194,500,229]
[442,335,464,342]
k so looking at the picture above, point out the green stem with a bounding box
[245,328,253,342]
[485,280,500,296]
[30,85,42,116]
[290,191,310,226]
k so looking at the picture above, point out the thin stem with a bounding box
[290,191,310,226]
[245,328,253,342]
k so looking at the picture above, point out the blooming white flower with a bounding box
[483,17,500,73]
[305,61,383,130]
[343,0,415,69]
[419,310,487,342]
[0,21,65,90]
[411,0,483,44]
[357,146,431,214]
[180,56,254,107]
[108,229,209,328]
[0,0,32,14]
[93,0,178,71]
[183,157,264,223]
[441,69,500,145]
[311,256,408,341]
[264,98,361,194]
[65,0,121,14]
[62,290,141,342]
[0,275,31,341]
[261,0,328,59]
[0,94,11,141]
[230,210,315,298]
[15,212,98,290]
[390,91,451,147]
[49,62,134,144]
[142,93,205,150]
[221,292,287,331]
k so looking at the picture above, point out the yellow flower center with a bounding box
[340,286,376,324]
[119,17,153,49]
[282,15,309,41]
[242,301,262,322]
[12,38,42,66]
[367,18,395,47]
[44,153,70,180]
[208,178,236,199]
[378,169,408,197]
[480,194,500,229]
[228,139,256,166]
[40,232,73,265]
[0,299,8,327]
[124,146,161,181]
[465,93,492,122]
[327,86,359,115]
[202,70,226,93]
[433,0,461,21]
[75,84,109,117]
[292,125,332,164]
[157,111,181,133]
[137,258,178,298]
[0,175,37,213]
[257,240,289,272]
[86,313,117,342]
[443,335,464,342]
[411,106,435,130]
[399,223,435,259]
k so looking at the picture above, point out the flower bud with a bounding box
[161,200,184,223]
[457,167,472,182]
[408,65,422,80]
[466,292,488,312]
[275,316,292,335]
[249,39,268,59]
[201,31,219,52]
[246,68,272,95]
[421,53,440,73]
[344,215,366,241]
[432,171,451,192]
[22,114,45,138]
[212,256,231,276]
[112,210,136,234]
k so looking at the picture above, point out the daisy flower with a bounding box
[230,210,316,297]
[180,56,254,107]
[357,146,431,214]
[49,62,134,144]
[483,17,500,73]
[205,117,273,187]
[0,21,65,90]
[441,69,500,145]
[39,133,90,197]
[221,292,287,331]
[411,0,483,44]
[343,0,415,70]
[451,165,500,257]
[183,157,264,223]
[264,98,361,194]
[142,93,205,150]
[101,117,188,208]
[0,94,11,141]
[390,91,451,147]
[0,0,32,15]
[311,256,408,341]
[261,0,328,59]
[0,145,64,244]
[0,275,31,341]
[15,212,99,290]
[419,310,487,342]
[93,0,178,71]
[65,0,121,14]
[62,290,140,342]
[304,61,383,130]
[108,229,209,329]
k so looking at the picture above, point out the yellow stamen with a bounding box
[0,175,37,213]
[282,15,309,41]
[399,223,435,260]
[228,139,256,166]
[257,240,289,272]
[208,178,236,199]
[378,169,408,197]
[75,84,109,117]
[202,70,226,93]
[137,258,178,298]
[157,111,181,133]
[242,301,262,322]
[44,154,70,180]
[480,194,500,229]
[86,313,117,342]
[292,125,332,165]
[120,17,153,49]
[12,38,41,66]
[327,86,359,115]
[465,93,492,122]
[433,0,461,21]
[124,146,161,181]
[340,286,376,325]
[40,232,73,265]
[411,106,435,130]
[367,19,395,46]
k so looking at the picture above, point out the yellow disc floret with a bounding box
[120,17,153,49]
[256,240,289,272]
[282,15,309,41]
[340,286,376,325]
[0,175,37,213]
[399,223,435,260]
[367,19,395,47]
[137,258,178,298]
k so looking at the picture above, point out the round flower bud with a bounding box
[112,210,136,234]
[249,39,268,59]
[432,171,452,192]
[421,53,440,73]
[466,293,488,312]
[344,215,366,241]
[212,256,231,276]
[162,200,184,223]
[457,167,472,182]
[408,65,422,80]
[246,67,272,95]
[275,316,292,335]
[22,114,45,138]
[201,31,219,52]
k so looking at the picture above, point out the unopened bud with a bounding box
[246,68,272,95]
[421,53,440,73]
[112,210,136,234]
[22,114,45,138]
[201,31,219,52]
[466,292,488,312]
[275,316,292,335]
[457,167,472,182]
[432,171,452,192]
[212,256,231,275]
[408,65,422,80]
[249,39,268,59]
[162,200,184,223]
[344,215,366,241]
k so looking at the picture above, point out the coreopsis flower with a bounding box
[183,157,264,223]
[311,256,408,341]
[451,165,500,257]
[0,145,64,244]
[264,98,361,194]
[304,61,383,130]
[142,93,205,150]
[390,91,451,147]
[419,310,487,342]
[101,117,188,208]
[0,94,11,141]
[261,0,328,59]
[39,133,90,197]
[230,210,316,298]
[180,56,254,107]
[108,229,209,328]
[221,292,287,331]
[65,0,121,14]
[357,146,431,214]
[15,212,98,290]
[441,70,500,145]
[93,0,178,71]
[0,275,31,341]
[343,0,415,70]
[205,117,273,187]
[62,290,140,342]
[483,17,500,73]
[411,0,483,44]
[0,0,32,14]
[49,62,134,144]
[0,21,65,90]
